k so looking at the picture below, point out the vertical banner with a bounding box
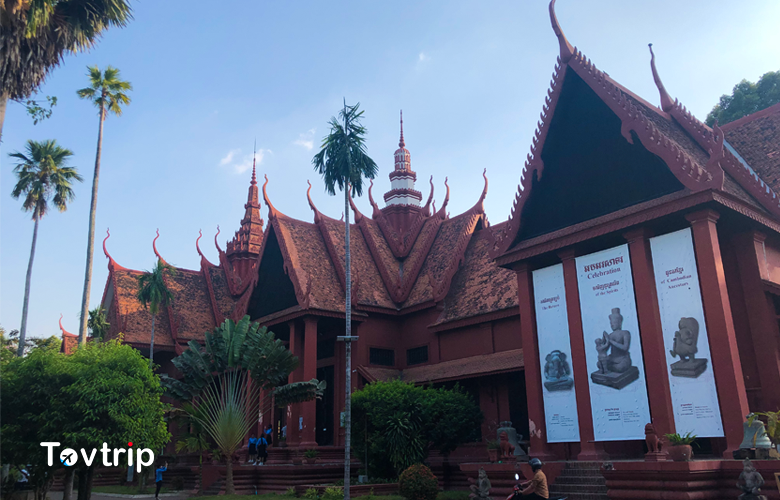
[650,228,724,437]
[576,244,651,441]
[532,264,580,443]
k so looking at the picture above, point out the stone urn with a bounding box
[667,444,693,462]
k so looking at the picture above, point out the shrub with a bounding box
[304,449,319,459]
[286,487,298,496]
[322,486,344,500]
[664,432,697,445]
[398,464,438,500]
[303,488,320,500]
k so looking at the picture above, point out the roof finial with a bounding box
[251,139,258,186]
[399,110,405,148]
[214,225,223,253]
[649,44,674,113]
[102,228,126,271]
[153,229,168,264]
[549,0,574,63]
[262,174,280,219]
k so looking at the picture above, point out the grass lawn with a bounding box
[92,485,178,495]
[192,491,470,500]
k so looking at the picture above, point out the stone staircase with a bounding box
[548,461,608,500]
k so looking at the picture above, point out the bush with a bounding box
[303,488,319,500]
[172,476,184,491]
[322,486,343,500]
[398,464,438,500]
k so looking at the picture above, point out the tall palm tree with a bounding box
[312,101,377,500]
[136,260,175,367]
[0,0,132,138]
[76,65,131,347]
[87,306,110,341]
[9,139,83,356]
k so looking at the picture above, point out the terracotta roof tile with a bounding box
[112,270,175,347]
[723,103,780,193]
[165,270,215,342]
[207,266,237,319]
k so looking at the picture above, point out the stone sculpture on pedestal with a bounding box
[543,350,574,391]
[497,421,527,458]
[736,459,766,500]
[590,308,640,389]
[669,317,708,378]
[468,467,492,500]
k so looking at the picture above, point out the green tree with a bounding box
[171,403,212,495]
[352,380,483,479]
[162,316,325,494]
[0,0,132,138]
[76,66,131,347]
[87,305,110,341]
[9,139,83,356]
[312,101,378,500]
[706,70,780,126]
[136,260,175,367]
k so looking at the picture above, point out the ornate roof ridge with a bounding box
[152,229,168,265]
[59,314,78,338]
[103,228,128,272]
[196,229,216,267]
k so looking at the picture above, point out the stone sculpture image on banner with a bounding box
[650,228,723,438]
[575,244,651,441]
[590,307,640,389]
[532,264,580,443]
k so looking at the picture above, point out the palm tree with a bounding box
[0,0,132,137]
[312,101,378,500]
[76,65,132,348]
[9,139,83,356]
[87,306,110,341]
[136,260,175,367]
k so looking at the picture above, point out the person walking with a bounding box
[247,434,258,464]
[257,433,268,465]
[154,461,167,499]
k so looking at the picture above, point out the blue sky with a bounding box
[2,0,779,339]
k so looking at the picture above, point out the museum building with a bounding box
[60,1,780,495]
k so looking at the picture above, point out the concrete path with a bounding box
[47,491,189,500]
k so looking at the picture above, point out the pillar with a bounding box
[558,249,608,460]
[287,321,302,447]
[733,231,780,412]
[623,228,676,437]
[299,316,318,448]
[514,263,557,460]
[685,210,750,456]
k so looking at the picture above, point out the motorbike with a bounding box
[506,473,567,500]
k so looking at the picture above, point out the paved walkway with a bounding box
[47,491,189,500]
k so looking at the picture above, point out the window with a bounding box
[407,345,429,366]
[370,348,395,367]
[317,337,335,360]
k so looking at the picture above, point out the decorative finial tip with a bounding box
[399,109,405,148]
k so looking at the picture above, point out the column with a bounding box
[287,321,302,447]
[299,316,318,448]
[685,210,750,456]
[623,228,676,437]
[733,231,780,412]
[514,263,556,460]
[558,249,608,460]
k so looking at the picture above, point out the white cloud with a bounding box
[294,128,316,151]
[219,148,268,174]
[418,52,429,62]
[220,149,239,166]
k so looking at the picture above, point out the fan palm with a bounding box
[76,65,131,347]
[0,0,132,137]
[173,403,212,495]
[136,260,175,367]
[162,316,325,494]
[9,139,83,356]
[312,101,378,500]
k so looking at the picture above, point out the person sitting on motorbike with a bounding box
[509,458,548,500]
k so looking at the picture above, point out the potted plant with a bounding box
[664,432,697,461]
[486,440,500,463]
[304,449,319,465]
[748,411,780,458]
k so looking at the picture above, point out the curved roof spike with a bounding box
[152,229,168,264]
[422,175,435,215]
[648,44,674,112]
[347,183,365,222]
[549,0,574,63]
[196,229,205,258]
[436,177,451,217]
[341,212,344,221]
[306,180,322,222]
[214,225,223,253]
[479,168,489,201]
[368,179,381,218]
[102,228,127,271]
[262,174,280,219]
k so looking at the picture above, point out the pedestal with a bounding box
[543,378,574,391]
[590,366,639,390]
[670,358,708,378]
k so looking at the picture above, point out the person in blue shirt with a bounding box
[155,462,167,499]
[247,433,258,464]
[256,434,268,465]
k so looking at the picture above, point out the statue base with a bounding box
[591,366,639,389]
[544,378,574,391]
[738,494,766,500]
[644,451,668,462]
[670,358,708,378]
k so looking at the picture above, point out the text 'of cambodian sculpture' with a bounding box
[590,308,640,390]
[669,317,708,378]
[543,349,574,391]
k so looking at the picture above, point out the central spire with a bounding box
[385,110,421,206]
[226,141,264,262]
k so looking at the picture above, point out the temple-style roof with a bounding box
[722,102,780,193]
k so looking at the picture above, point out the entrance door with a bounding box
[316,365,335,445]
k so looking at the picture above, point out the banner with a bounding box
[650,229,724,437]
[576,244,651,441]
[532,264,580,443]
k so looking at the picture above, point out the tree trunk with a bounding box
[18,216,40,356]
[63,468,75,500]
[225,456,234,495]
[149,315,155,367]
[198,452,203,495]
[78,101,106,346]
[77,467,94,500]
[343,184,352,500]
[0,91,9,141]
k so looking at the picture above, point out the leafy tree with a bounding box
[87,306,110,341]
[136,260,175,366]
[9,139,83,356]
[706,70,780,126]
[162,316,325,494]
[76,66,132,347]
[312,101,378,500]
[171,403,212,495]
[352,380,483,479]
[0,0,132,138]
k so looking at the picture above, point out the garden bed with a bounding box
[294,483,399,497]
